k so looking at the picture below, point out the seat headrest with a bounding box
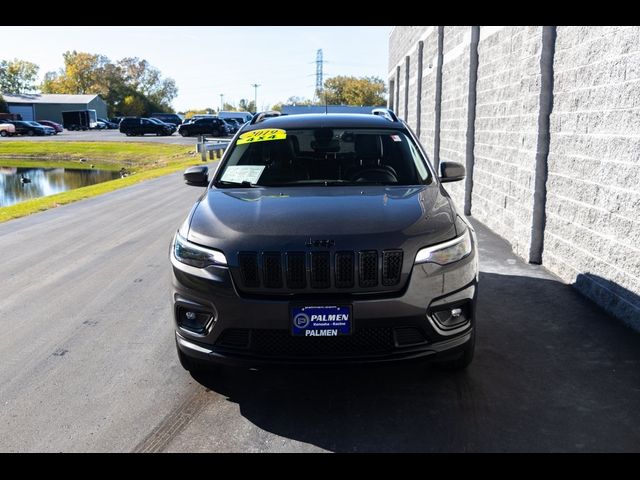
[354,134,383,158]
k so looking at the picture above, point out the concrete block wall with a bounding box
[472,26,544,260]
[389,25,640,329]
[418,27,440,160]
[438,26,474,210]
[543,26,640,328]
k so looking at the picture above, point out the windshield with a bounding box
[215,128,431,187]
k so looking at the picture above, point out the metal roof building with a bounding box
[2,93,108,123]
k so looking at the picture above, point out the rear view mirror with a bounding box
[439,161,465,183]
[184,166,209,187]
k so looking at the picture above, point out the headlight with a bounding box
[415,229,472,265]
[173,232,227,268]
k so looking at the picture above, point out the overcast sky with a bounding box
[0,26,391,112]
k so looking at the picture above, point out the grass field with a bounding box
[0,141,206,223]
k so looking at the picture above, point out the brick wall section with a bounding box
[438,26,473,210]
[389,25,640,328]
[472,26,544,259]
[543,25,640,328]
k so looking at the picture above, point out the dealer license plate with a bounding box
[291,305,352,337]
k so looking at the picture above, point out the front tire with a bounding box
[0,131,7,137]
[180,130,189,137]
[27,130,35,136]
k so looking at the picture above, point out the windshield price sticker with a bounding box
[237,128,287,145]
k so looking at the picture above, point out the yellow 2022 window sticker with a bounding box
[237,128,286,145]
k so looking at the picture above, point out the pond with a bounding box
[0,164,121,207]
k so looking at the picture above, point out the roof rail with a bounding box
[371,108,399,122]
[250,110,282,125]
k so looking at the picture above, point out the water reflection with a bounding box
[0,166,120,207]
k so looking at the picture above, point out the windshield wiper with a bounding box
[216,180,260,188]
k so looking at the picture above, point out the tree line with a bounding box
[182,76,386,118]
[0,52,177,117]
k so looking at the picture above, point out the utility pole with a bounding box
[315,49,323,101]
[219,94,224,111]
[251,83,260,113]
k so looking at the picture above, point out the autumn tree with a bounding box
[41,51,178,116]
[0,59,40,94]
[319,76,386,106]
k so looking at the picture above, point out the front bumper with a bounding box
[171,234,478,366]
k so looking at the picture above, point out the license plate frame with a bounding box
[290,305,352,337]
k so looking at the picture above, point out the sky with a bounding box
[0,26,391,112]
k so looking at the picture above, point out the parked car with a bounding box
[36,120,64,134]
[171,109,478,373]
[148,117,177,134]
[119,117,174,136]
[177,117,229,137]
[110,117,123,125]
[221,119,239,134]
[98,118,119,129]
[150,113,183,126]
[0,122,16,137]
[5,120,50,136]
[218,111,253,123]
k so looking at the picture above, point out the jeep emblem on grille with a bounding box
[306,238,335,248]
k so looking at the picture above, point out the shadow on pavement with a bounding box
[191,271,640,452]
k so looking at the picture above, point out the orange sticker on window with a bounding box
[237,128,286,145]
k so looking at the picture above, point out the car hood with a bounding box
[187,184,457,256]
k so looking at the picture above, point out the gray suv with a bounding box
[170,109,478,372]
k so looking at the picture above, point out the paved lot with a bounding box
[0,129,229,145]
[0,172,639,452]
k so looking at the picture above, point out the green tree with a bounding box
[319,76,386,106]
[0,94,8,113]
[222,102,236,111]
[238,99,255,112]
[117,57,177,112]
[117,94,146,116]
[0,59,40,93]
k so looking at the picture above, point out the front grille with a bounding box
[359,251,378,287]
[250,328,395,356]
[335,252,355,288]
[238,253,260,287]
[394,327,427,346]
[285,252,306,289]
[262,252,283,288]
[236,249,403,292]
[382,250,403,286]
[217,329,250,348]
[310,252,330,288]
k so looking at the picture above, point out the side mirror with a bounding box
[439,161,465,183]
[184,165,209,186]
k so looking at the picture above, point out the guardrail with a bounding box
[196,135,230,162]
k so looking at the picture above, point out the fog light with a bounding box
[177,307,213,333]
[431,303,470,329]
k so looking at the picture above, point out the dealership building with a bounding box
[2,93,108,123]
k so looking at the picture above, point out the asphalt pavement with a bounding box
[0,171,639,452]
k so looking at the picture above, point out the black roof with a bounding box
[242,113,403,132]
